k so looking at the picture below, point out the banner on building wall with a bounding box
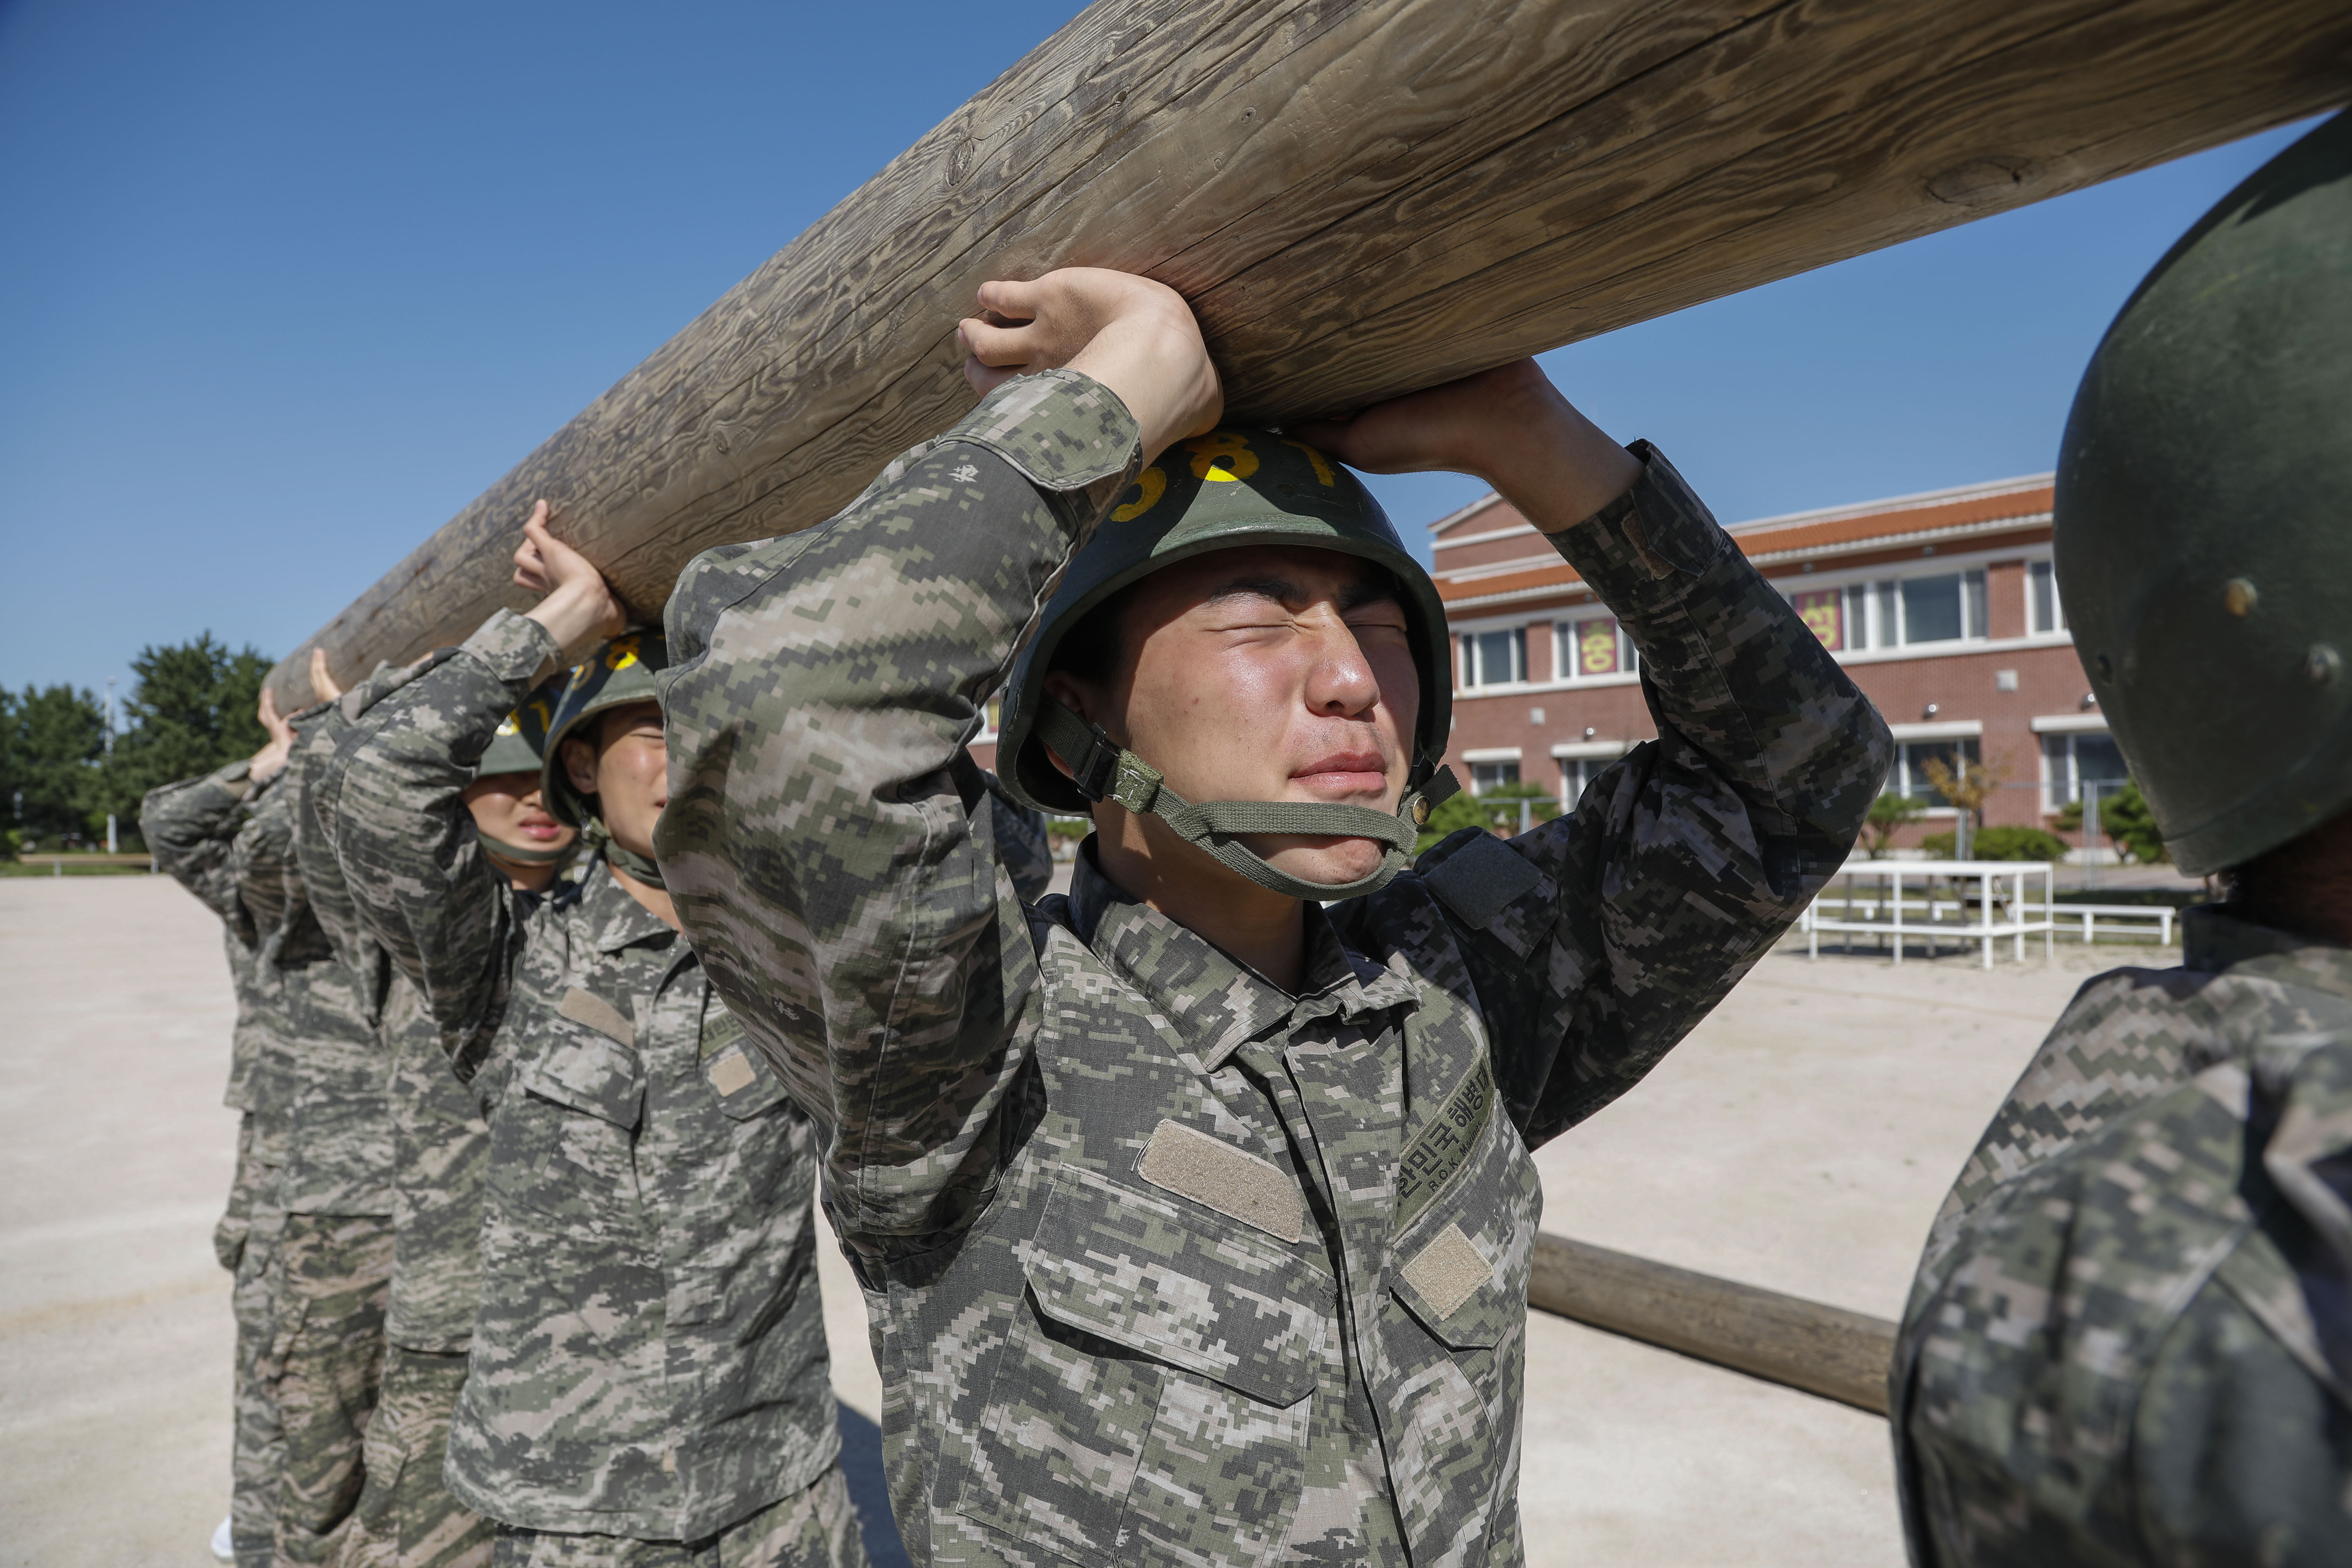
[1796,590,1844,650]
[1574,616,1621,677]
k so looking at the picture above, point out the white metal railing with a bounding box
[1806,893,2175,946]
[1800,860,2055,968]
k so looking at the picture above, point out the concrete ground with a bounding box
[0,876,2177,1566]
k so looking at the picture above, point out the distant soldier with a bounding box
[306,506,867,1568]
[144,675,398,1568]
[653,267,1889,1564]
[144,688,302,1566]
[292,652,579,1568]
[1891,112,2352,1564]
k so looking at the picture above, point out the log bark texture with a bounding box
[1528,1231,1898,1414]
[269,0,2352,702]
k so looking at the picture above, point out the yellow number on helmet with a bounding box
[1111,466,1168,521]
[607,637,640,671]
[1280,438,1338,488]
[1185,432,1259,482]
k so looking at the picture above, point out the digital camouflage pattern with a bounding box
[1893,906,2352,1566]
[348,1347,496,1568]
[655,369,1889,1567]
[271,1210,396,1564]
[294,672,499,1566]
[144,761,331,1568]
[307,613,852,1550]
[488,1468,864,1568]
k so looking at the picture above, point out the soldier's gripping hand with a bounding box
[249,685,299,784]
[307,647,345,704]
[958,267,1223,465]
[1294,358,1641,534]
[512,498,627,666]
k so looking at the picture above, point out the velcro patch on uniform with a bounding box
[1400,1222,1491,1320]
[1396,1056,1494,1229]
[1137,1119,1304,1244]
[1425,831,1543,931]
[556,987,635,1047]
[706,1047,757,1098]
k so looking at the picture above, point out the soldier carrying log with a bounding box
[651,265,1890,1565]
[1891,110,2352,1565]
[143,678,399,1568]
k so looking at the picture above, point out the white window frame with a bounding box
[1552,613,1641,685]
[1457,625,1528,690]
[2025,556,2067,636]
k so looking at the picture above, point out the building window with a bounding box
[1459,627,1527,688]
[1558,756,1608,806]
[1791,569,1990,650]
[2042,731,2127,811]
[1556,615,1638,681]
[2028,559,2067,635]
[1887,738,1982,806]
[1471,760,1521,794]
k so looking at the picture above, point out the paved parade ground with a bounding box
[0,874,2174,1566]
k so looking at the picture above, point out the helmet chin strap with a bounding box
[582,817,666,890]
[1034,701,1458,902]
[479,833,572,868]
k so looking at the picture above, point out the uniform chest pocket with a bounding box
[696,998,789,1122]
[494,1008,646,1234]
[956,1163,1333,1568]
[1387,1074,1539,1352]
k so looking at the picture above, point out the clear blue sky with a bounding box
[0,0,2318,699]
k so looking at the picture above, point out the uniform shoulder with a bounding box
[1936,961,2220,1221]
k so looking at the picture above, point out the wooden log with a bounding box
[267,0,2352,703]
[1528,1231,1898,1414]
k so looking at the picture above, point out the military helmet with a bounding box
[2054,111,2352,876]
[995,427,1458,900]
[542,629,668,830]
[475,672,566,779]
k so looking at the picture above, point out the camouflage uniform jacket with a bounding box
[1893,907,2352,1566]
[293,673,492,1353]
[655,371,1890,1568]
[309,613,838,1540]
[145,754,393,1203]
[144,760,281,1129]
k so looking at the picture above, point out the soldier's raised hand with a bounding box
[250,685,298,784]
[958,267,1222,465]
[514,499,627,666]
[307,647,345,704]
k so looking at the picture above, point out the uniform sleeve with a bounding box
[309,612,557,1080]
[1391,445,1892,1149]
[984,768,1057,906]
[657,370,1142,1241]
[292,662,432,978]
[141,762,258,934]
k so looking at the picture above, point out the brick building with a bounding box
[1432,474,2122,846]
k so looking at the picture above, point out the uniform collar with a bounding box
[1067,843,1418,1073]
[578,859,680,957]
[2185,904,2352,1006]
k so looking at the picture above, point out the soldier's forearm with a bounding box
[322,612,550,1016]
[1549,446,1889,846]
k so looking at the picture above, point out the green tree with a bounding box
[1861,793,1926,857]
[1416,780,1561,853]
[2054,779,2167,864]
[93,634,275,835]
[0,683,107,845]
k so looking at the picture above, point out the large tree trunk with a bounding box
[269,0,2352,704]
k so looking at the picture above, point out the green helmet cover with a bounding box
[995,427,1459,900]
[475,672,567,779]
[542,629,669,832]
[2055,111,2352,876]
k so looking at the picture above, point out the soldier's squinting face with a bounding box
[461,772,574,862]
[561,701,669,861]
[1044,545,1419,890]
